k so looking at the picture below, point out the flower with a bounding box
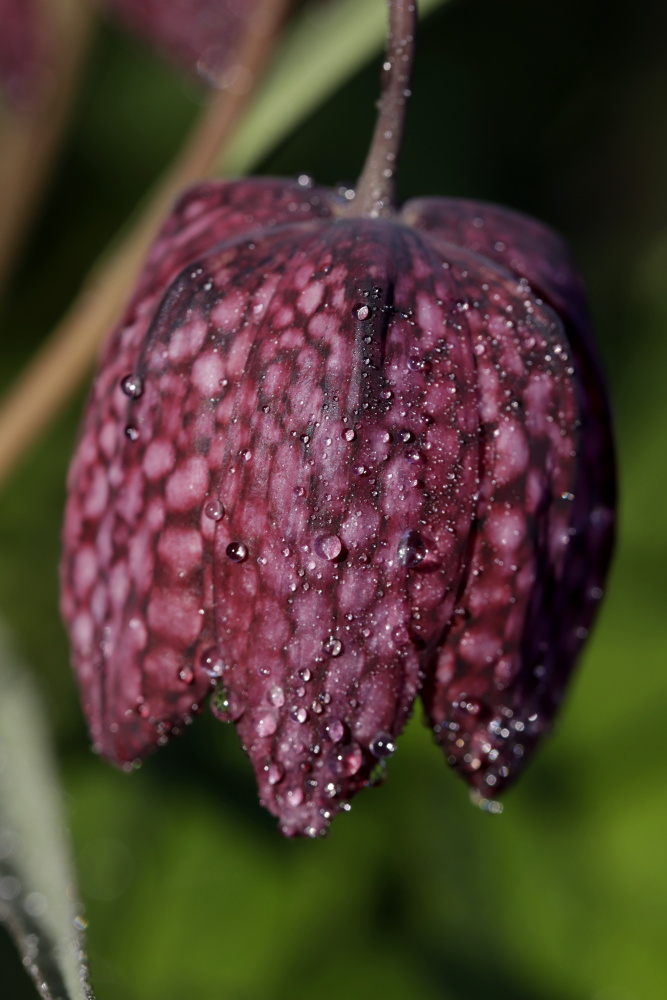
[101,0,263,84]
[59,1,615,836]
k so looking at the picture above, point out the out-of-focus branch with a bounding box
[0,0,291,488]
[0,0,93,297]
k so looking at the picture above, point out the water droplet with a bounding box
[267,761,284,785]
[73,915,88,931]
[397,529,427,568]
[287,788,303,807]
[299,668,312,682]
[324,781,338,799]
[399,429,414,443]
[291,706,308,724]
[315,534,343,561]
[226,541,247,562]
[322,635,343,657]
[203,498,224,521]
[370,732,396,758]
[178,666,194,684]
[124,425,139,441]
[200,646,224,678]
[297,173,313,188]
[407,356,430,373]
[269,684,285,707]
[257,713,277,737]
[336,743,363,776]
[343,428,356,442]
[325,718,345,743]
[356,304,370,320]
[210,684,242,721]
[121,373,144,398]
[561,491,575,501]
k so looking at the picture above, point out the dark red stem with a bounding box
[342,0,417,218]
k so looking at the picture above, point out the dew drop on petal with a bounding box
[314,534,343,561]
[343,428,356,442]
[211,684,243,721]
[269,684,285,707]
[200,646,224,679]
[125,425,139,441]
[370,732,396,758]
[257,713,278,737]
[397,529,427,568]
[178,666,194,685]
[325,718,345,743]
[322,635,343,657]
[336,743,363,776]
[203,499,224,521]
[120,373,144,398]
[226,541,247,562]
[287,788,303,807]
[267,762,284,785]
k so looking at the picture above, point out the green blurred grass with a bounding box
[1,0,667,998]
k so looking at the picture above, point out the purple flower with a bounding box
[59,2,615,836]
[100,0,262,84]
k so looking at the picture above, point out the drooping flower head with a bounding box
[60,0,615,836]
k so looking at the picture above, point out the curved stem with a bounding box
[342,0,417,218]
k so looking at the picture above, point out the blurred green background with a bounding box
[1,0,666,997]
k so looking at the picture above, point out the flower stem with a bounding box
[342,0,417,218]
[0,0,290,489]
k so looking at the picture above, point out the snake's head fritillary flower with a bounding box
[101,0,264,85]
[60,1,615,836]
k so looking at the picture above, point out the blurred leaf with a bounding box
[0,625,94,1000]
[220,0,451,176]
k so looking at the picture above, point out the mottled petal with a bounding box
[60,180,335,763]
[402,198,591,339]
[409,199,616,796]
[209,220,479,834]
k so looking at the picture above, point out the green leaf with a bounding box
[219,0,452,177]
[0,625,94,1000]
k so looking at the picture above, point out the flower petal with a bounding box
[60,180,334,763]
[207,219,480,834]
[409,199,616,796]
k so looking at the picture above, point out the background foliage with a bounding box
[1,0,666,997]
